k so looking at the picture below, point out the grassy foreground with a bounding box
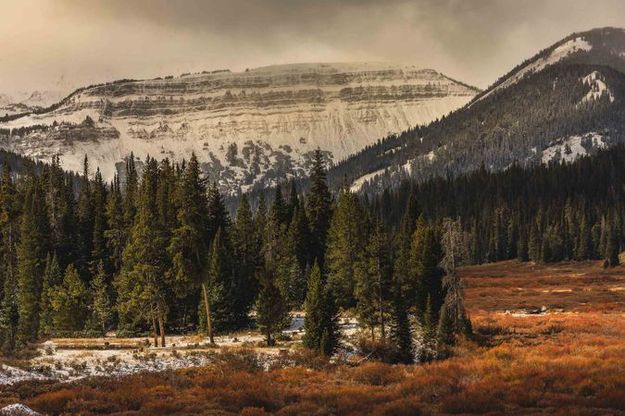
[3,260,625,415]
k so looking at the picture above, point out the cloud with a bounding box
[1,0,625,96]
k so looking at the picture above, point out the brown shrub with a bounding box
[346,362,405,386]
[28,388,78,415]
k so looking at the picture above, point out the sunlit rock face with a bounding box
[0,62,477,194]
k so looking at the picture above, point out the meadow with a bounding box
[3,260,625,415]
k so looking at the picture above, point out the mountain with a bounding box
[332,27,625,193]
[0,63,477,194]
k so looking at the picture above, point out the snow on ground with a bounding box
[0,404,40,416]
[580,71,615,104]
[350,168,386,192]
[0,315,363,386]
[473,36,592,106]
[541,132,606,164]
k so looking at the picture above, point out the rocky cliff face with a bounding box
[0,62,477,193]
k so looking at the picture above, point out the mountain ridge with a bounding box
[0,62,478,194]
[330,27,625,193]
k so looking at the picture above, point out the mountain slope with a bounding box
[0,63,477,193]
[332,27,625,193]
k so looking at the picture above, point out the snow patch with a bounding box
[541,132,606,164]
[580,71,615,104]
[0,404,41,416]
[350,168,386,192]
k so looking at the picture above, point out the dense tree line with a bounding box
[3,144,625,363]
[366,146,625,268]
[0,149,470,363]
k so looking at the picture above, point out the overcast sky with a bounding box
[2,0,625,97]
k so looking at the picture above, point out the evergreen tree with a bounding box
[168,154,209,303]
[76,155,94,277]
[272,183,289,226]
[201,228,232,342]
[303,262,339,356]
[51,264,89,333]
[232,194,259,320]
[39,253,62,335]
[90,168,108,273]
[604,220,620,268]
[256,273,289,347]
[410,220,444,318]
[105,175,125,275]
[438,218,472,345]
[16,178,49,345]
[91,260,113,334]
[326,189,365,308]
[389,280,413,363]
[115,158,169,346]
[0,164,19,354]
[355,222,393,341]
[307,149,332,267]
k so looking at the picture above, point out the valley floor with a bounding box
[3,260,625,415]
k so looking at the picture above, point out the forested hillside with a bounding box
[331,28,625,193]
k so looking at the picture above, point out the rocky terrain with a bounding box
[0,63,477,193]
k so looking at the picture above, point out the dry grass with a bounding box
[4,260,625,415]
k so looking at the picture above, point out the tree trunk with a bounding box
[151,313,158,347]
[202,283,214,344]
[158,313,166,348]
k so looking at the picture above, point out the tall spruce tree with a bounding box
[16,177,49,345]
[307,149,332,268]
[50,264,89,333]
[326,188,365,308]
[115,158,169,346]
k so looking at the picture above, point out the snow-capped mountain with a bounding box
[0,63,478,194]
[333,28,625,193]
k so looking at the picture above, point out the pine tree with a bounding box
[105,175,125,274]
[115,158,169,346]
[16,178,49,345]
[355,221,393,341]
[90,168,108,274]
[168,154,209,302]
[272,183,289,226]
[0,164,19,353]
[528,221,541,262]
[410,220,443,318]
[232,194,259,321]
[307,149,332,268]
[51,264,89,333]
[326,188,365,308]
[201,228,232,342]
[256,274,289,347]
[76,155,94,277]
[389,280,413,363]
[604,220,620,268]
[39,253,62,335]
[303,261,339,356]
[91,260,113,334]
[438,218,472,344]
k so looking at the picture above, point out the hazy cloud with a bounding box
[2,0,625,96]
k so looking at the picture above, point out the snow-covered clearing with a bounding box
[0,315,361,386]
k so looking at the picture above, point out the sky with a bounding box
[2,0,625,97]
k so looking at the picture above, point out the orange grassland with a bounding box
[4,260,625,415]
